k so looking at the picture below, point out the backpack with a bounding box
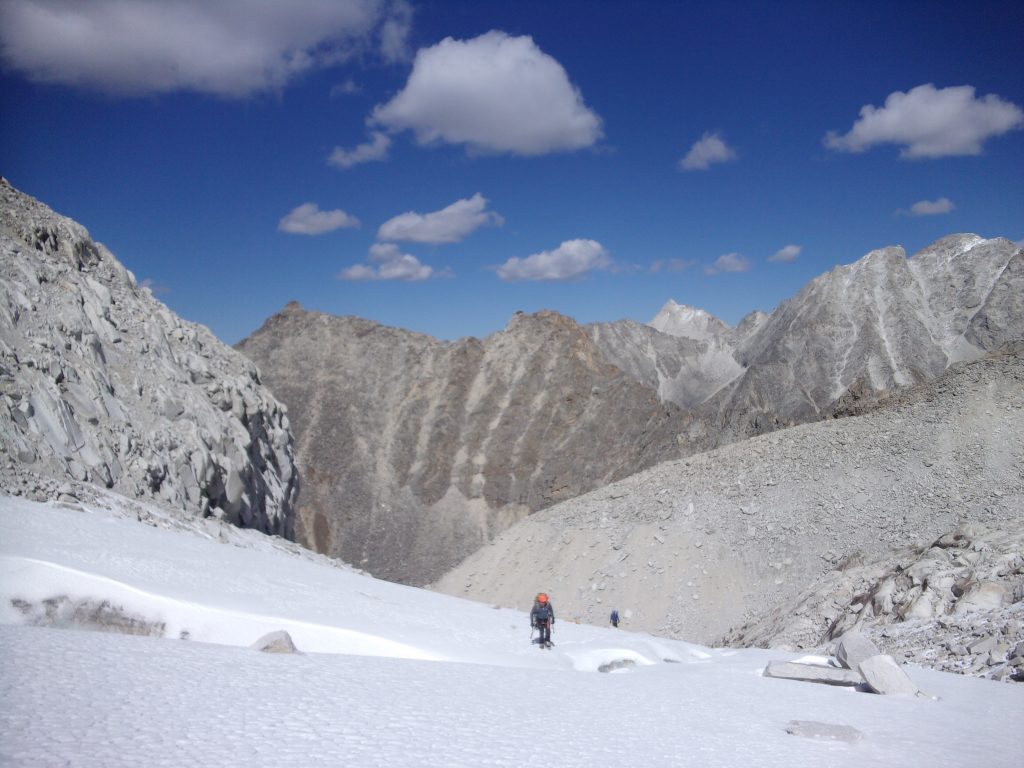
[533,601,553,622]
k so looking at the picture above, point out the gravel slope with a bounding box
[432,352,1024,647]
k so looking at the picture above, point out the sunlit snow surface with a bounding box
[2,494,1022,767]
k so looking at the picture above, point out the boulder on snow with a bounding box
[785,720,864,743]
[836,631,882,671]
[858,654,923,696]
[251,630,298,654]
[763,660,862,687]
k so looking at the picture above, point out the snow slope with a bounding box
[2,492,1022,767]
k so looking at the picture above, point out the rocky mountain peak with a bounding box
[0,180,299,535]
[238,305,689,584]
[649,299,731,341]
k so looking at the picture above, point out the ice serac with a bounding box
[0,178,298,536]
[237,306,689,585]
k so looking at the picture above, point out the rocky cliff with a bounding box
[237,306,689,584]
[590,237,1023,447]
[0,179,298,535]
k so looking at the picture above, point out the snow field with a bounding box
[1,493,1023,767]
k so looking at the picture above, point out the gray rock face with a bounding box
[706,236,1023,441]
[590,237,1023,450]
[724,517,1024,683]
[0,178,298,535]
[237,306,688,585]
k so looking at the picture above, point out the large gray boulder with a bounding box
[836,631,882,671]
[858,655,924,697]
[0,178,298,535]
[251,630,298,654]
[763,661,862,687]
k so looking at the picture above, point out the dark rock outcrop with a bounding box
[237,306,689,584]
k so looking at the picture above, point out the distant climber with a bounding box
[530,592,555,648]
[610,609,619,628]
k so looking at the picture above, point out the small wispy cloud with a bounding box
[330,78,362,98]
[768,244,802,263]
[328,131,391,169]
[898,197,956,217]
[278,203,360,235]
[679,132,737,171]
[140,277,170,295]
[337,243,443,282]
[378,193,503,244]
[825,83,1024,158]
[704,253,750,275]
[650,258,698,274]
[496,239,610,282]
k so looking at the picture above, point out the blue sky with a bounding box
[2,0,1022,344]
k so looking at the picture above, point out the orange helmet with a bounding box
[537,593,548,603]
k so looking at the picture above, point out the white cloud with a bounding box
[0,0,402,97]
[278,203,360,235]
[704,253,750,275]
[679,132,737,171]
[378,0,413,63]
[371,31,603,155]
[768,244,802,263]
[496,239,610,282]
[378,194,503,244]
[825,83,1024,158]
[338,243,438,281]
[905,197,956,216]
[328,131,392,169]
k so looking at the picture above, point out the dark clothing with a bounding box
[531,601,555,645]
[610,610,619,628]
[536,618,551,645]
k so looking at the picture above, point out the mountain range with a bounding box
[1,178,1021,664]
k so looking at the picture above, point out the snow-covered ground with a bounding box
[1,493,1021,767]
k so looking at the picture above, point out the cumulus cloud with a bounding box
[0,0,403,97]
[768,244,802,263]
[328,131,392,169]
[825,84,1024,158]
[378,193,503,244]
[371,31,603,155]
[679,132,737,171]
[338,243,439,281]
[278,203,360,235]
[903,197,956,216]
[496,239,610,282]
[703,253,751,275]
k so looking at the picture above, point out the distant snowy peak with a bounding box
[649,300,730,341]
